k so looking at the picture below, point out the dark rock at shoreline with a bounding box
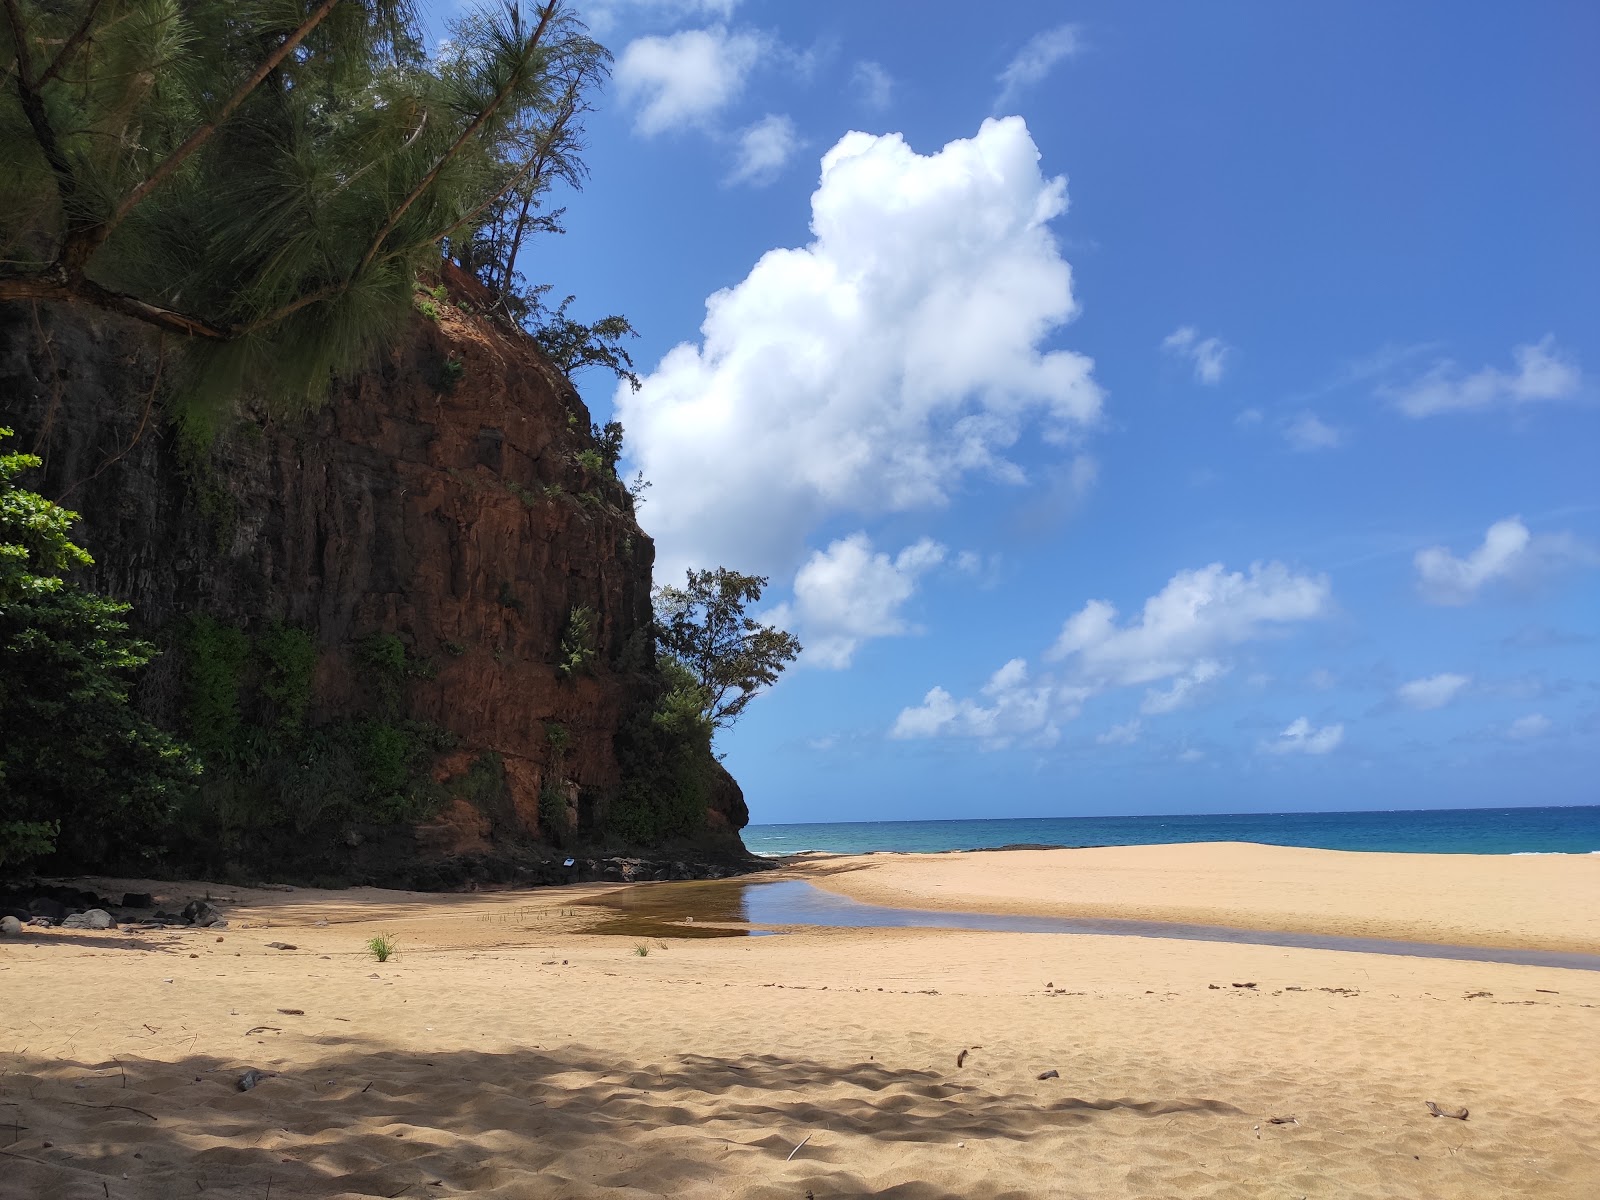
[122,892,153,909]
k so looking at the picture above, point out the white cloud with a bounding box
[1508,713,1552,740]
[726,114,798,186]
[618,118,1102,579]
[1096,718,1142,746]
[777,534,945,668]
[1397,672,1471,710]
[1176,747,1206,763]
[585,0,741,36]
[852,60,892,109]
[1261,717,1344,755]
[891,658,1076,748]
[893,560,1329,743]
[1234,407,1263,429]
[1140,660,1226,714]
[1282,411,1344,451]
[1414,516,1598,605]
[615,26,764,135]
[1387,335,1581,417]
[1046,562,1331,688]
[995,24,1082,109]
[1162,326,1229,385]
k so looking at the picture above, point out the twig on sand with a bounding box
[955,1049,968,1068]
[786,1133,812,1162]
[1267,1115,1299,1125]
[61,1100,158,1120]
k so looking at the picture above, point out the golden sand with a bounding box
[3,844,1597,1198]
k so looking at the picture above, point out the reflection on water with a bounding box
[582,879,1600,972]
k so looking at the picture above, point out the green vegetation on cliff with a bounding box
[0,431,198,867]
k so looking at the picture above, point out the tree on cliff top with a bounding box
[0,0,607,431]
[654,569,802,731]
[0,430,199,868]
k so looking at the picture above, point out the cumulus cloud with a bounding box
[1386,336,1581,417]
[1046,562,1331,687]
[726,114,798,185]
[891,658,1079,748]
[1096,718,1142,746]
[774,534,946,668]
[1282,411,1344,451]
[1162,326,1229,385]
[893,560,1329,742]
[1261,717,1344,755]
[1414,516,1599,605]
[1397,673,1471,710]
[615,26,764,135]
[618,117,1102,579]
[852,60,892,109]
[995,24,1082,109]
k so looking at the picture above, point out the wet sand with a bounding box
[3,844,1598,1198]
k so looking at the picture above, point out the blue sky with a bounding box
[470,1,1599,823]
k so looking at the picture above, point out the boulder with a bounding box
[121,892,153,909]
[27,897,67,921]
[182,899,227,928]
[82,908,115,930]
[0,915,22,935]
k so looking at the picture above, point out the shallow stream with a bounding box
[582,878,1600,972]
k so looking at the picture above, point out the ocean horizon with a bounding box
[744,804,1600,857]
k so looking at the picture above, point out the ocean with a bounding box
[743,805,1600,857]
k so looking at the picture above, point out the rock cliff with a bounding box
[0,271,753,886]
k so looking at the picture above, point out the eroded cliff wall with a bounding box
[0,277,749,885]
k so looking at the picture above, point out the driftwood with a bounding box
[1426,1101,1468,1121]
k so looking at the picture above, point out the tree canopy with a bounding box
[654,568,802,731]
[1,0,608,428]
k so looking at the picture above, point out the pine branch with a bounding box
[62,0,344,273]
[38,0,108,87]
[3,0,80,207]
[354,0,559,280]
[0,274,229,339]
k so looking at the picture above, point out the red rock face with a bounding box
[0,281,748,871]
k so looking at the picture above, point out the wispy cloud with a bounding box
[1162,326,1229,385]
[852,60,892,109]
[726,114,798,186]
[1261,717,1344,755]
[1282,411,1344,451]
[994,24,1081,109]
[1385,335,1581,417]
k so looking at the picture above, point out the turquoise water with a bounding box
[744,805,1600,857]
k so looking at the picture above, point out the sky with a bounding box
[459,1,1598,823]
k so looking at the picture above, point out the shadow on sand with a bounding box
[2,1040,1243,1198]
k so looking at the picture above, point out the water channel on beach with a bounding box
[580,878,1600,972]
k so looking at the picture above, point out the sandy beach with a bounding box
[4,844,1598,1199]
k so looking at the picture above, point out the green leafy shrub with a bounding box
[556,606,597,678]
[0,430,199,868]
[575,448,605,475]
[367,933,397,962]
[257,624,318,742]
[608,659,715,845]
